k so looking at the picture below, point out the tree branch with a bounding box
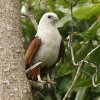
[29,80,52,91]
[29,80,57,100]
[85,61,100,87]
[82,44,100,61]
[92,73,100,87]
[21,0,38,30]
[63,62,84,100]
[68,33,79,66]
[21,12,38,31]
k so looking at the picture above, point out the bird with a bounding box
[24,12,65,84]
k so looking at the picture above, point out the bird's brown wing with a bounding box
[57,40,66,64]
[24,36,41,68]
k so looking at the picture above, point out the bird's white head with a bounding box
[38,12,59,29]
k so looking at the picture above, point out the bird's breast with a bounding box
[33,31,62,67]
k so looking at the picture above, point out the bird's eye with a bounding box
[48,15,52,18]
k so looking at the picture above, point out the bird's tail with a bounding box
[26,62,42,80]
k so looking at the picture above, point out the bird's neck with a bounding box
[36,23,60,40]
[38,23,56,31]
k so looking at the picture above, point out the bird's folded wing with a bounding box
[58,40,66,64]
[24,36,41,66]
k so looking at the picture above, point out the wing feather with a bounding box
[58,40,66,64]
[24,36,41,67]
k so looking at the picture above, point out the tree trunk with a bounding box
[0,0,33,99]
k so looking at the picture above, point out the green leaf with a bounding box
[75,77,92,87]
[75,87,90,100]
[73,3,100,20]
[55,63,74,78]
[82,20,100,40]
[76,44,93,61]
[56,76,72,94]
[57,14,72,27]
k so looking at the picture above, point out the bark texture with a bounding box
[0,0,32,99]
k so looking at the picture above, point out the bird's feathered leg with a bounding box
[37,74,46,84]
[47,73,56,84]
[46,68,56,84]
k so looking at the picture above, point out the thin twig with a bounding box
[92,74,100,87]
[35,0,41,18]
[68,33,78,66]
[81,70,92,77]
[63,62,84,100]
[21,0,38,30]
[21,12,38,30]
[63,3,80,100]
[28,11,38,30]
[67,2,78,66]
[38,92,46,100]
[82,44,100,61]
[91,64,100,87]
[84,61,100,87]
[84,60,97,68]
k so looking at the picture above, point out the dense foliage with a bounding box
[21,0,100,99]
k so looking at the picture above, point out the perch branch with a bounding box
[29,80,57,100]
[29,80,52,91]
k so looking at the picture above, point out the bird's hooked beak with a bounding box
[55,16,59,21]
[54,16,59,23]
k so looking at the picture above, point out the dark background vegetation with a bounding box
[21,0,100,99]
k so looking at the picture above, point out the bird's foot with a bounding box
[47,73,56,85]
[37,80,47,85]
[47,79,56,85]
[37,80,51,88]
[37,74,47,85]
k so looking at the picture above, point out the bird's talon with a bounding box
[47,80,56,85]
[37,80,46,85]
[44,82,49,88]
